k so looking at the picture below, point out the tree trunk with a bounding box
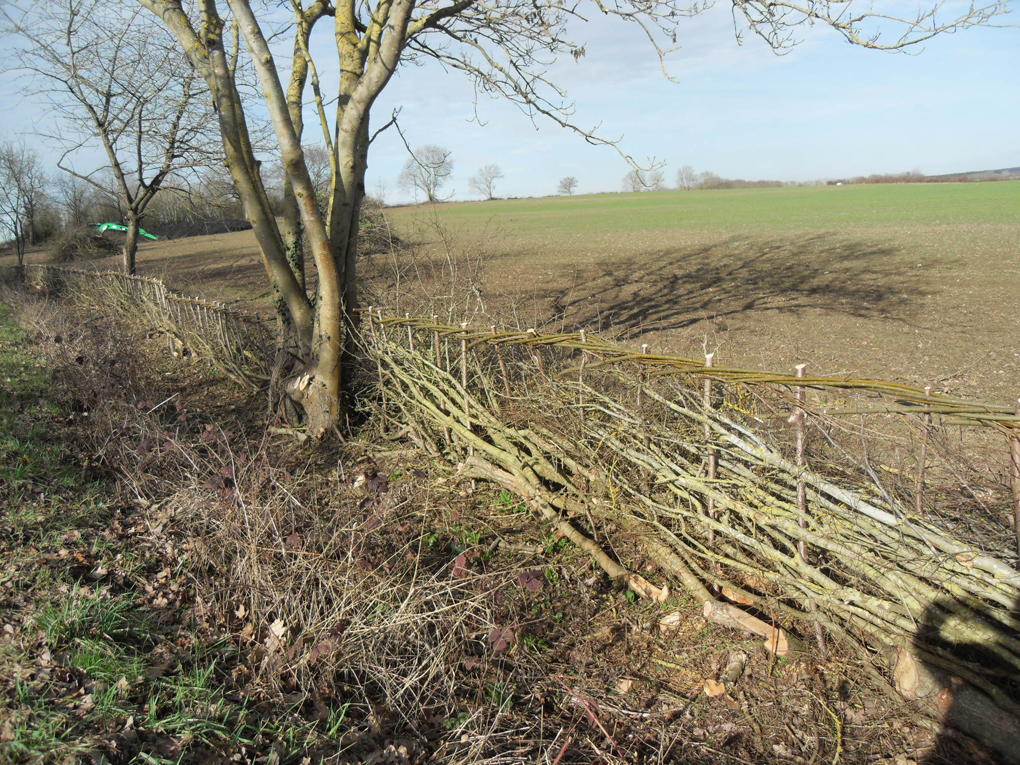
[14,219,25,267]
[122,216,140,275]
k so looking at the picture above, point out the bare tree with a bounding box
[676,165,696,191]
[398,146,454,204]
[557,177,579,196]
[131,0,1006,435]
[622,171,643,193]
[0,139,47,265]
[469,164,504,200]
[56,173,97,228]
[267,144,332,214]
[2,0,218,274]
[696,171,724,190]
[623,169,664,193]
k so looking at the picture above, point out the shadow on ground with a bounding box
[915,596,1020,764]
[533,233,928,336]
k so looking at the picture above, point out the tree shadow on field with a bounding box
[540,233,929,336]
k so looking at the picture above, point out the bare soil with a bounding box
[8,193,1016,410]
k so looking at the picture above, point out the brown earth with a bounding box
[6,206,1016,410]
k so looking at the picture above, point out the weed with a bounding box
[484,682,515,711]
[442,710,473,731]
[458,528,482,549]
[522,634,549,654]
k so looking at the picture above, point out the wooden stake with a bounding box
[1012,399,1020,559]
[632,344,648,410]
[528,329,547,381]
[704,353,717,551]
[433,315,450,446]
[578,330,587,424]
[638,344,651,493]
[432,315,441,369]
[376,309,388,352]
[460,322,470,433]
[493,326,511,398]
[915,385,932,517]
[794,364,826,655]
[704,354,717,494]
[405,312,414,353]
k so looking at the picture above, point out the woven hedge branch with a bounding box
[377,315,1020,428]
[365,315,1020,751]
[1,264,272,388]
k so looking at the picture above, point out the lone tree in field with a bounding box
[0,140,47,266]
[623,169,665,193]
[131,0,1006,435]
[398,146,454,204]
[676,165,696,191]
[2,0,218,275]
[469,164,504,200]
[557,176,579,196]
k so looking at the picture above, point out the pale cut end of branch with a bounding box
[703,600,804,658]
[627,574,669,602]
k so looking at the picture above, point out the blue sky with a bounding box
[1,2,1017,204]
[364,4,1019,202]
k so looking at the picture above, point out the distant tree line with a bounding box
[829,168,1020,185]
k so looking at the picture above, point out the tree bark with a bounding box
[123,215,140,275]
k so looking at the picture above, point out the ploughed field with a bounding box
[13,180,1020,406]
[383,182,1020,407]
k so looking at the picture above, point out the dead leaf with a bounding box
[115,676,130,698]
[659,611,683,630]
[772,742,796,758]
[266,618,288,653]
[703,679,726,697]
[616,677,635,694]
[308,642,332,664]
[488,628,514,656]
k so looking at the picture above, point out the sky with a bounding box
[1,2,1017,204]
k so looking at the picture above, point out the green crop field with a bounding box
[389,181,1020,242]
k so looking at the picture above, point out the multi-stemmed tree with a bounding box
[557,177,579,196]
[469,164,504,200]
[130,0,1006,435]
[398,146,455,203]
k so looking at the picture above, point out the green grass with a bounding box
[0,302,357,763]
[392,180,1020,242]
